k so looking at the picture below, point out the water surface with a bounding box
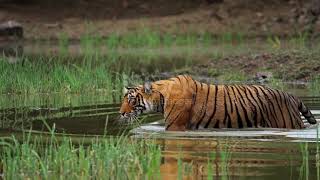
[0,85,319,179]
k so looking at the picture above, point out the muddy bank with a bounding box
[163,52,320,82]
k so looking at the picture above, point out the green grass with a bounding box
[0,55,128,94]
[0,133,162,179]
[309,75,320,96]
[0,129,319,179]
[77,29,248,50]
[317,125,320,180]
[2,29,320,95]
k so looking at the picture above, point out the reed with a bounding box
[0,132,162,179]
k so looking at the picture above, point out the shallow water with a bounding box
[130,94,320,179]
[0,86,319,179]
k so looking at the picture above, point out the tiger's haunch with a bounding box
[119,75,317,131]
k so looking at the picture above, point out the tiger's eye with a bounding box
[129,99,136,105]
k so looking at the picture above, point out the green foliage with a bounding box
[0,56,124,94]
[58,32,69,56]
[309,75,320,96]
[0,134,162,179]
[267,35,281,49]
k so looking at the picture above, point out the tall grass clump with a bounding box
[58,32,69,56]
[104,30,248,49]
[120,28,161,48]
[80,35,104,60]
[0,56,127,94]
[106,32,120,49]
[0,133,162,179]
[299,142,310,180]
[309,75,320,96]
[267,35,281,50]
[317,125,319,180]
[289,32,308,49]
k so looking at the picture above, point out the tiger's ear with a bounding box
[123,87,130,94]
[122,87,128,94]
[143,82,152,95]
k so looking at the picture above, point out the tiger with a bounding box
[119,75,317,131]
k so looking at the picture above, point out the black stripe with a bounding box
[225,88,232,128]
[225,86,235,127]
[229,86,240,128]
[192,79,198,105]
[248,86,268,127]
[176,76,181,83]
[282,92,299,128]
[236,86,252,127]
[214,120,220,128]
[288,95,300,117]
[234,86,252,127]
[222,86,229,127]
[196,84,210,129]
[164,102,176,122]
[284,93,302,126]
[227,114,232,128]
[225,86,233,113]
[158,94,165,113]
[183,75,190,88]
[137,94,145,108]
[257,86,279,128]
[251,86,273,127]
[236,85,249,106]
[204,85,218,128]
[277,90,296,128]
[266,88,287,128]
[244,86,261,127]
[235,103,244,128]
[183,75,189,81]
[166,111,184,130]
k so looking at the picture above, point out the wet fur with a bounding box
[120,75,317,131]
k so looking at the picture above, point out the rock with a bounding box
[255,72,273,84]
[0,41,23,57]
[206,0,224,4]
[0,20,23,38]
[256,12,263,18]
[44,23,62,29]
[273,17,284,23]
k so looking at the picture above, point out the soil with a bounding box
[163,52,320,82]
[0,0,320,39]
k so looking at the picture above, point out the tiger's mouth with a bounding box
[119,108,144,124]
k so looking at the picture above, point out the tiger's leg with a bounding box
[164,99,192,131]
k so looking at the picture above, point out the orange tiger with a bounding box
[119,75,317,131]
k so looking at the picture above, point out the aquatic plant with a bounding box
[0,131,162,179]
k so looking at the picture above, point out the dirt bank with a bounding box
[166,51,320,82]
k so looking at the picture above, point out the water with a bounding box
[0,83,319,179]
[130,94,320,179]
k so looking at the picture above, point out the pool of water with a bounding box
[0,87,319,179]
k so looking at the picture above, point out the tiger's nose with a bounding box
[120,112,126,116]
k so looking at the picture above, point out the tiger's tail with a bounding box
[298,99,317,124]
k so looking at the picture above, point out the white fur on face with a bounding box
[143,98,154,113]
[123,87,128,95]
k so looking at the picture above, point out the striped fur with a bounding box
[119,75,317,131]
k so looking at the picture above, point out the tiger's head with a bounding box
[119,82,164,123]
